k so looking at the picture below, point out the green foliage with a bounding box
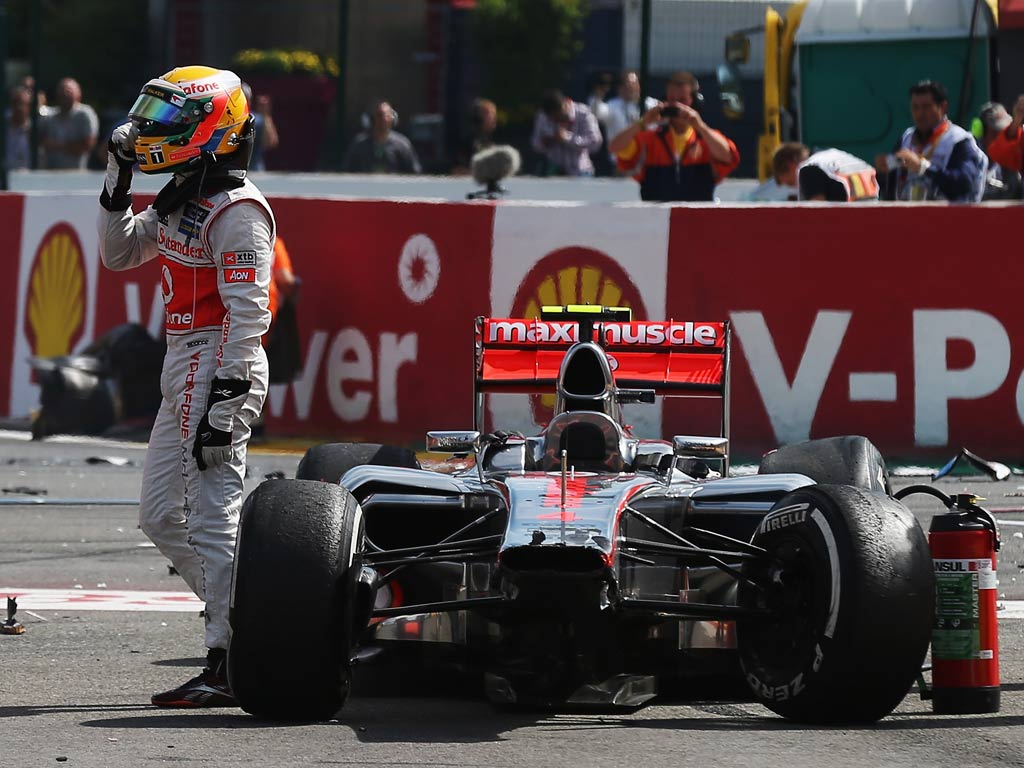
[472,0,586,125]
[232,49,340,78]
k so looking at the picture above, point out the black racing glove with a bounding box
[100,122,138,212]
[192,378,251,471]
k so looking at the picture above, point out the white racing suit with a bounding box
[98,179,274,650]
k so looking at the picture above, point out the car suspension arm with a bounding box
[364,549,501,569]
[374,508,506,584]
[363,535,503,563]
[623,505,764,590]
[618,598,769,620]
[619,537,757,588]
[371,595,507,618]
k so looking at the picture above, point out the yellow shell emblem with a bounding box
[519,264,631,320]
[26,223,86,357]
[510,248,647,424]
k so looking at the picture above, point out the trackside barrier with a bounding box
[2,191,1022,457]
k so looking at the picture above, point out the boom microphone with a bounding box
[467,145,521,200]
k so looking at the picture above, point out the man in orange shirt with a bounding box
[607,71,739,201]
[267,235,296,326]
[986,94,1024,179]
[262,235,301,385]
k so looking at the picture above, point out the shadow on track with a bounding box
[150,657,206,667]
[0,704,152,719]
[61,698,1024,741]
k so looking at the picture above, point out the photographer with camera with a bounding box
[530,88,603,177]
[607,71,739,201]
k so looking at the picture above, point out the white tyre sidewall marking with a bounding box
[348,503,364,569]
[810,507,841,639]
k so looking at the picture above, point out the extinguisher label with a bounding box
[932,559,995,660]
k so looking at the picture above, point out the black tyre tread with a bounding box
[295,442,420,483]
[228,479,361,720]
[739,484,933,723]
[759,435,892,495]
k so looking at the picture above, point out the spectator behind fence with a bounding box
[747,142,809,201]
[608,72,739,202]
[39,77,98,169]
[6,86,33,170]
[604,70,659,167]
[344,99,422,174]
[241,83,279,171]
[452,98,498,175]
[586,72,615,176]
[530,89,602,177]
[798,148,879,202]
[983,95,1024,200]
[875,80,987,203]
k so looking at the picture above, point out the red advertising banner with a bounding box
[261,198,495,442]
[0,194,25,413]
[666,205,1024,456]
[90,196,496,443]
[6,192,1024,459]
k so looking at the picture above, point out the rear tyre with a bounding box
[758,435,891,495]
[228,479,364,720]
[295,442,420,484]
[737,484,932,723]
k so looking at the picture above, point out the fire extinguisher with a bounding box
[929,493,1001,713]
[895,487,1001,714]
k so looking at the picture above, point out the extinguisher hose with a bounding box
[893,485,1000,551]
[893,484,952,505]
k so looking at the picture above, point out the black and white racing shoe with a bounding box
[151,649,237,708]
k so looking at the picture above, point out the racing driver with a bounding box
[98,66,274,707]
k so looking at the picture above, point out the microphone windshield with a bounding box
[471,145,521,186]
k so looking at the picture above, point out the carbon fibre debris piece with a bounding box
[933,448,1011,482]
[2,597,26,635]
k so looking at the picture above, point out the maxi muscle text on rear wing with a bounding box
[473,317,731,439]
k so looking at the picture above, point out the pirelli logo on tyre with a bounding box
[510,247,647,424]
[759,503,810,534]
[25,222,86,358]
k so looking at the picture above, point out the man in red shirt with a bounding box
[987,95,1024,176]
[608,71,739,201]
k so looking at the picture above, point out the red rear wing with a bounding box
[475,317,731,396]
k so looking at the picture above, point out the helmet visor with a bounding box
[129,86,204,133]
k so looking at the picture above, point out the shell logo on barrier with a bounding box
[510,247,648,425]
[25,222,86,358]
[399,234,440,304]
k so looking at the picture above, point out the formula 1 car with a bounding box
[227,306,933,723]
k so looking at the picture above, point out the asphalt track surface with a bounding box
[2,433,1024,767]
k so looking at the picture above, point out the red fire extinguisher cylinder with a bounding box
[929,508,1000,715]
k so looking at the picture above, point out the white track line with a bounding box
[3,586,1024,620]
[1,588,203,613]
[999,601,1024,619]
[0,428,148,449]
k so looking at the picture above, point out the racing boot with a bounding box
[151,648,237,708]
